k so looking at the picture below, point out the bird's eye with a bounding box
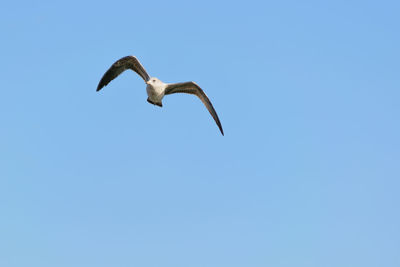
[153,79,156,82]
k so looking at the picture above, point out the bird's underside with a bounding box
[147,98,162,107]
[97,55,224,135]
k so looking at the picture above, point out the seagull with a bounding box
[97,55,224,135]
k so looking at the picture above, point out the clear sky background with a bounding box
[1,1,399,266]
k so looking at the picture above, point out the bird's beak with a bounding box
[146,81,150,85]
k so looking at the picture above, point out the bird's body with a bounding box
[97,55,224,135]
[146,77,166,107]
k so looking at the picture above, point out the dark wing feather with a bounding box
[97,56,150,91]
[165,82,224,135]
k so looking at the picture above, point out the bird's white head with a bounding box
[146,77,162,86]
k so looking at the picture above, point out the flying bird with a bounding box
[97,56,224,135]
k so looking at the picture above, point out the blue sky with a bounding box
[1,1,399,266]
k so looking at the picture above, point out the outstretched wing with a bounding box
[165,82,224,135]
[97,56,150,91]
